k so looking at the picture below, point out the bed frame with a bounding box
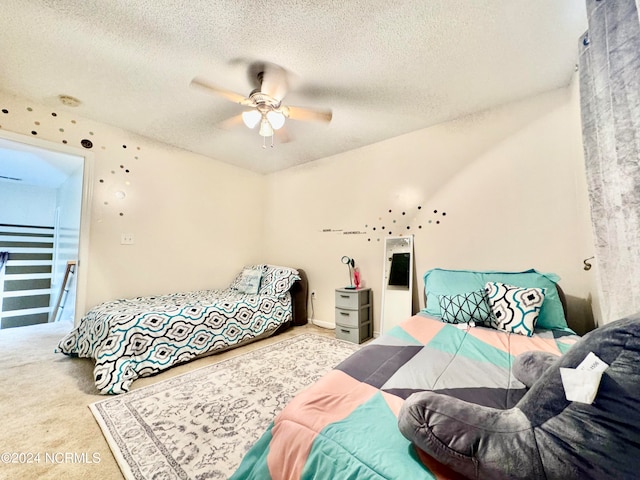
[290,268,309,327]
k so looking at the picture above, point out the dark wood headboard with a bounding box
[290,268,309,326]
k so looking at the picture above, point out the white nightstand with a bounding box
[335,288,372,344]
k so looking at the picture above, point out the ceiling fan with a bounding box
[190,61,333,147]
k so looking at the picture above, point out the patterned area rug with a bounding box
[90,333,360,480]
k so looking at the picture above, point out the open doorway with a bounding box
[0,133,91,329]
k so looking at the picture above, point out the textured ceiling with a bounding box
[0,1,587,174]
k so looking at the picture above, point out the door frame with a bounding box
[0,129,94,323]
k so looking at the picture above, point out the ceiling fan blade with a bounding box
[284,105,333,123]
[190,77,252,105]
[275,126,291,143]
[216,113,245,130]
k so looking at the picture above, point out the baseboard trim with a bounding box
[309,318,335,330]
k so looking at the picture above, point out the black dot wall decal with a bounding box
[2,103,144,221]
[365,204,450,242]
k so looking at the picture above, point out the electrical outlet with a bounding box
[120,233,135,245]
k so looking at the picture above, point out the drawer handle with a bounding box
[340,295,350,299]
[340,312,350,316]
[340,329,350,334]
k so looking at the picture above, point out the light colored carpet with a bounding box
[91,334,360,479]
[0,320,339,480]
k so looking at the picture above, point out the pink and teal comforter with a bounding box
[231,314,579,479]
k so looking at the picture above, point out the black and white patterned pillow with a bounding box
[259,265,300,297]
[484,282,546,337]
[437,290,494,325]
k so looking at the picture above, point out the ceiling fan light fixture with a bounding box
[266,110,285,130]
[242,110,261,129]
[258,118,274,137]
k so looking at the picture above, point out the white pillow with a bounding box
[236,269,262,294]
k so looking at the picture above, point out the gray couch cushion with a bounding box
[398,314,640,480]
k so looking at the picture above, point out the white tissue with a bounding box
[560,352,609,404]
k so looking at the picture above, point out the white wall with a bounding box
[85,140,266,308]
[264,82,599,334]
[0,83,600,333]
[0,91,266,317]
[0,182,57,226]
[52,164,84,321]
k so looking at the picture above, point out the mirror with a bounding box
[380,235,414,334]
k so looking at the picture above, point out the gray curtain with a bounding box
[579,0,640,322]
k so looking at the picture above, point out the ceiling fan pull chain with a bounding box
[262,136,266,149]
[271,135,274,148]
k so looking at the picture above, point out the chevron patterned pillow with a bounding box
[437,290,494,325]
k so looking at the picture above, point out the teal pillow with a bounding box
[437,290,494,325]
[423,268,567,330]
[236,268,262,294]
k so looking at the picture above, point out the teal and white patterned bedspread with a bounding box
[56,289,292,394]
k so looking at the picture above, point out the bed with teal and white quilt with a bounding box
[57,265,301,394]
[232,268,582,480]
